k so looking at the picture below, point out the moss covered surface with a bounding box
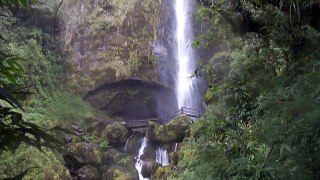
[101,122,129,144]
[146,115,193,143]
[102,148,138,179]
[67,142,102,165]
[104,148,133,166]
[151,166,178,180]
[141,159,160,178]
[78,166,99,179]
[103,165,137,180]
[62,0,163,93]
[125,134,143,155]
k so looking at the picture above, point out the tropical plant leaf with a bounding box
[22,121,42,129]
[0,87,23,110]
[6,58,24,73]
[1,69,17,83]
[51,126,82,136]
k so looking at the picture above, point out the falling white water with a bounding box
[124,138,129,152]
[135,137,149,180]
[175,0,197,108]
[174,143,178,152]
[156,147,169,166]
[124,134,134,152]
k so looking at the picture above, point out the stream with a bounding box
[135,137,149,180]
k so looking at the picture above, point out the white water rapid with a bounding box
[156,147,169,166]
[175,0,197,108]
[135,137,149,180]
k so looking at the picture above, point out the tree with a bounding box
[178,0,320,179]
[0,1,69,178]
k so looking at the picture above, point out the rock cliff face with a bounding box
[62,0,163,93]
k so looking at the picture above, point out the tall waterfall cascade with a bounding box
[175,0,198,109]
[135,0,201,179]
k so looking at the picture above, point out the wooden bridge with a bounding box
[124,107,203,129]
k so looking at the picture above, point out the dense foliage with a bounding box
[179,0,320,179]
[2,0,320,179]
[0,1,94,179]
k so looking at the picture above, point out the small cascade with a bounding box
[135,137,149,180]
[124,134,133,152]
[124,138,129,152]
[156,147,169,166]
[174,143,178,152]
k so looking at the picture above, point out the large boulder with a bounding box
[102,148,138,179]
[151,166,177,180]
[67,142,102,165]
[125,134,144,155]
[103,148,135,167]
[103,165,137,180]
[78,166,99,180]
[140,145,157,160]
[146,115,193,143]
[141,159,160,178]
[169,151,180,166]
[101,122,128,145]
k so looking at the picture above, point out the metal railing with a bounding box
[124,107,203,129]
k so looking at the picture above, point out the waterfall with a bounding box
[174,0,198,109]
[124,134,133,152]
[156,147,169,166]
[124,138,129,152]
[135,137,149,180]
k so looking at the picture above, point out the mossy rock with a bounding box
[103,148,135,167]
[146,115,193,143]
[141,159,160,178]
[140,144,156,160]
[85,121,99,133]
[67,142,102,165]
[151,166,177,180]
[102,122,129,145]
[78,166,99,180]
[103,165,137,180]
[63,134,83,145]
[125,134,143,155]
[102,148,138,179]
[169,151,181,166]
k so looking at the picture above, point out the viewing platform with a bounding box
[124,107,203,129]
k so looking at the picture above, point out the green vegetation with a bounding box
[146,115,193,143]
[2,0,320,179]
[0,0,31,9]
[0,1,95,179]
[178,0,320,179]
